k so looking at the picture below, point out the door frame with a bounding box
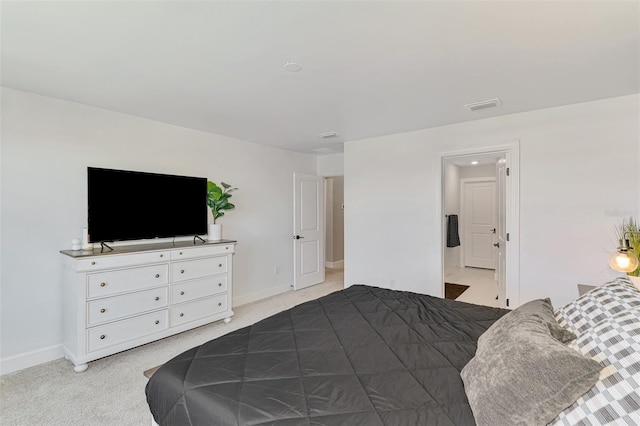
[460,177,496,269]
[436,141,520,308]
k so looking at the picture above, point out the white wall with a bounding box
[317,153,344,176]
[443,161,461,269]
[0,88,316,372]
[345,94,640,307]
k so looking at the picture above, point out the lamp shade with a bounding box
[609,250,639,273]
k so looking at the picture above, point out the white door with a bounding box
[496,157,507,307]
[293,173,325,290]
[462,180,496,269]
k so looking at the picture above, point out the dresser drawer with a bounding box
[171,294,227,326]
[172,257,227,282]
[172,276,227,304]
[77,251,170,271]
[87,287,168,326]
[87,265,168,298]
[87,310,168,352]
[171,244,234,260]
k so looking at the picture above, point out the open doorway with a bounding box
[443,155,500,307]
[325,176,344,281]
[439,143,520,308]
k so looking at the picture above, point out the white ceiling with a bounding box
[2,1,638,154]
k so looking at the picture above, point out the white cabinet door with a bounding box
[462,180,496,269]
[293,173,325,290]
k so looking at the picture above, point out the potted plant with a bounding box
[614,217,640,288]
[207,181,237,241]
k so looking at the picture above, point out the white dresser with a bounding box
[60,240,235,372]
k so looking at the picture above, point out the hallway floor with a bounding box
[444,266,501,308]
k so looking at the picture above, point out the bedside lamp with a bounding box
[609,233,640,273]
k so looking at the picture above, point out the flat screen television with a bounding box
[88,167,208,243]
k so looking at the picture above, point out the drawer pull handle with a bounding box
[218,283,222,287]
[179,251,183,255]
[155,320,160,325]
[91,261,96,265]
[180,291,185,296]
[218,264,223,268]
[100,335,106,340]
[180,313,184,317]
[160,254,164,258]
[155,297,160,301]
[155,274,160,278]
[181,269,185,274]
[218,302,222,307]
[100,308,106,313]
[100,282,107,287]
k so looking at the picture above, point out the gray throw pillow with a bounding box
[478,298,575,346]
[461,299,602,426]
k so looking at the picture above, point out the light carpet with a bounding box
[0,268,343,426]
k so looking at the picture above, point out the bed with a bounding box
[146,279,640,425]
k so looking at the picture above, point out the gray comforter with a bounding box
[146,285,508,425]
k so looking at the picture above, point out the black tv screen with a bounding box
[88,167,208,243]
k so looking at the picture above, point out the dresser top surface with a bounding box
[60,239,237,258]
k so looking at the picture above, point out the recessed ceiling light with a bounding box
[464,98,502,111]
[284,62,302,72]
[470,161,479,165]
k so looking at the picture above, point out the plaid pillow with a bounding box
[555,277,640,336]
[550,310,640,425]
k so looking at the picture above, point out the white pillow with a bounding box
[554,277,640,336]
[550,309,640,425]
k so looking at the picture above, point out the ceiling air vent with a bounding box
[316,131,339,139]
[464,98,502,111]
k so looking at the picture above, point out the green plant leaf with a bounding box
[207,180,237,222]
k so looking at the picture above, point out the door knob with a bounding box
[294,235,304,240]
[491,228,496,234]
[493,243,500,248]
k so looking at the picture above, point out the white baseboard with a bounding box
[325,260,344,269]
[233,283,292,307]
[0,344,64,375]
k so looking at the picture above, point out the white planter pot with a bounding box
[208,223,222,241]
[629,275,640,291]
